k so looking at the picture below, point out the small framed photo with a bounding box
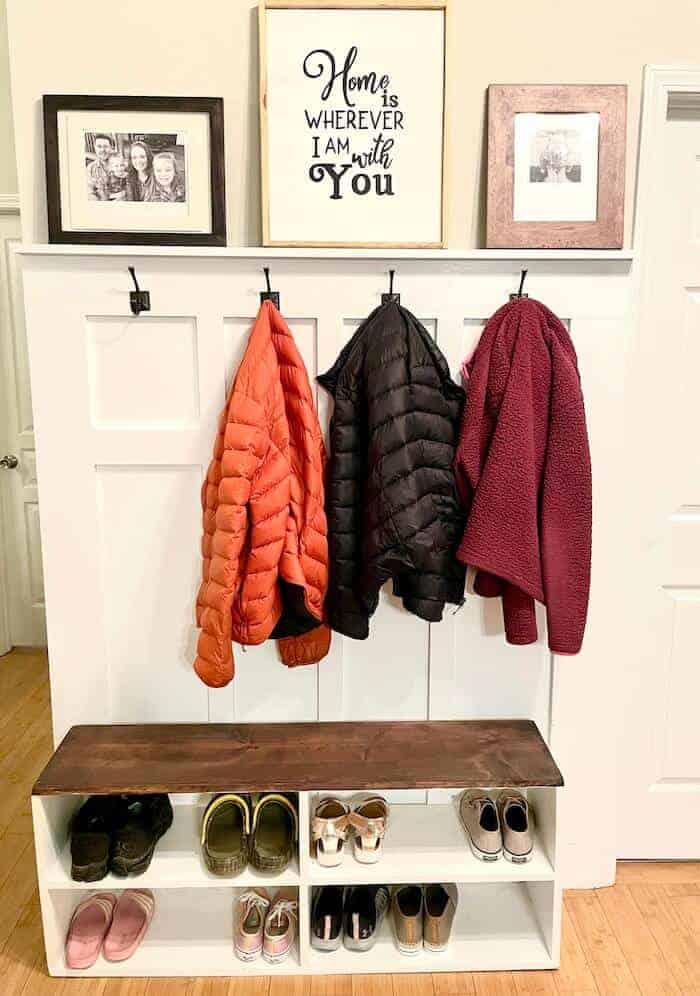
[486,85,627,249]
[259,0,447,248]
[43,95,226,245]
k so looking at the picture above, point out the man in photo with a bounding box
[86,133,115,200]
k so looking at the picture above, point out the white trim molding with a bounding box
[0,195,20,215]
[633,65,700,253]
[17,244,635,262]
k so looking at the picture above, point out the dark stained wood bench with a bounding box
[33,719,563,796]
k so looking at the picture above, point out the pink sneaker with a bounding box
[234,889,270,962]
[264,889,298,965]
[103,889,155,962]
[65,892,117,969]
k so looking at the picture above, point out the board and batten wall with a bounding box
[7,0,700,248]
[18,248,633,888]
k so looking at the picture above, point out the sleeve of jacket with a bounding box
[540,343,592,654]
[323,386,371,639]
[194,388,268,687]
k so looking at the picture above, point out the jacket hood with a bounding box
[318,299,464,405]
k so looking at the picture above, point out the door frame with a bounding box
[616,65,700,858]
[633,65,700,256]
[0,479,11,656]
[0,196,20,655]
[0,195,26,654]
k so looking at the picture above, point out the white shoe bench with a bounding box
[32,720,563,978]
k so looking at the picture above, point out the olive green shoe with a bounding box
[250,794,298,873]
[201,793,251,876]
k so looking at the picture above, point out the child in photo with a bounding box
[106,153,129,200]
[150,152,186,202]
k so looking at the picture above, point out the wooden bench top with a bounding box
[33,720,563,796]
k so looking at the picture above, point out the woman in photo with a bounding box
[150,151,186,202]
[126,140,155,201]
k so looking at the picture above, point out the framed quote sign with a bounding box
[259,0,447,247]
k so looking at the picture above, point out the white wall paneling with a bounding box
[19,247,633,887]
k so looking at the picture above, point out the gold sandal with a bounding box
[311,798,350,867]
[349,796,389,864]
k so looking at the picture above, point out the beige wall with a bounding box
[0,0,17,199]
[5,0,700,246]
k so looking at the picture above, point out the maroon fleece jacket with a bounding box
[454,297,591,654]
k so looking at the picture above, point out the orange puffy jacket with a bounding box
[194,301,330,687]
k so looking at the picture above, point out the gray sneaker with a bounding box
[497,791,534,864]
[459,790,502,862]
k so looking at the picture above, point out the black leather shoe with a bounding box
[109,794,174,877]
[70,795,123,882]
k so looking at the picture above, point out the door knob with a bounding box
[0,455,18,470]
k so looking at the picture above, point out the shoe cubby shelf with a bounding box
[32,720,563,978]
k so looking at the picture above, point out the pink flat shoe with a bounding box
[103,889,155,962]
[65,892,117,969]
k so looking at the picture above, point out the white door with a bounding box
[618,67,700,857]
[0,207,46,650]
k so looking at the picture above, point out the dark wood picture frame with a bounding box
[43,94,226,246]
[486,84,626,249]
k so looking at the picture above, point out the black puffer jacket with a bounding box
[317,299,467,639]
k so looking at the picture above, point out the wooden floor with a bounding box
[2,648,700,996]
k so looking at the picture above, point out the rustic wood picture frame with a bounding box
[486,84,627,249]
[43,94,226,246]
[258,0,449,248]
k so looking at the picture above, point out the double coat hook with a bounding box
[128,266,151,316]
[509,269,528,301]
[260,267,280,308]
[382,269,400,304]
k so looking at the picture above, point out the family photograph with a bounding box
[85,131,187,203]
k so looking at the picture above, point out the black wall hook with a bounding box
[382,268,400,304]
[128,266,150,316]
[260,267,280,308]
[509,269,529,301]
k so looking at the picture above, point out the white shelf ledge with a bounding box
[308,803,554,885]
[50,888,303,978]
[308,882,554,975]
[45,804,300,891]
[17,243,635,262]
